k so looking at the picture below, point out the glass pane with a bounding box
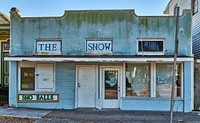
[105,70,118,99]
[126,63,150,97]
[156,63,181,97]
[139,41,163,52]
[21,68,35,91]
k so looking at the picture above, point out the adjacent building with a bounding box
[5,8,193,112]
[164,0,200,110]
[0,12,10,105]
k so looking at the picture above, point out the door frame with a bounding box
[75,65,98,108]
[100,66,122,108]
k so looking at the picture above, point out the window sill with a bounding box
[137,52,164,55]
[121,96,183,101]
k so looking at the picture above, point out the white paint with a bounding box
[137,38,165,55]
[18,62,55,92]
[86,40,112,54]
[101,67,122,108]
[4,57,194,62]
[77,66,97,108]
[36,40,61,55]
[35,64,54,91]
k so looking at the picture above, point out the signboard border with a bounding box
[17,94,59,102]
[85,38,113,55]
[35,38,62,55]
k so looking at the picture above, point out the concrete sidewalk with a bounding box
[0,107,200,123]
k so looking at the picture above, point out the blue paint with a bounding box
[8,9,193,111]
[10,10,192,56]
[184,62,192,112]
[121,98,183,112]
[10,63,76,109]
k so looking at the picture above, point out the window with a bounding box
[156,63,181,97]
[125,63,182,98]
[21,68,35,91]
[126,63,150,97]
[19,62,55,92]
[137,39,164,55]
[192,0,198,15]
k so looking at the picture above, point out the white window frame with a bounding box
[137,38,165,55]
[18,62,56,92]
[124,62,183,99]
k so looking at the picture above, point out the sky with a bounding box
[0,0,170,17]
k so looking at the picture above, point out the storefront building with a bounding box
[0,12,10,105]
[5,8,193,112]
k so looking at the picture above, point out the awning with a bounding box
[4,56,194,62]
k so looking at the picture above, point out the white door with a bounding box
[102,68,121,108]
[77,66,97,108]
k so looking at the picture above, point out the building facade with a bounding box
[5,8,193,112]
[164,0,200,110]
[0,12,10,105]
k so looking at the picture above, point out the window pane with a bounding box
[21,68,35,91]
[138,41,163,52]
[105,70,118,99]
[126,63,150,97]
[156,64,181,97]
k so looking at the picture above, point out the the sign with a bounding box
[86,40,112,54]
[35,39,61,55]
[18,94,59,102]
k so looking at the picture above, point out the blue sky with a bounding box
[0,0,170,17]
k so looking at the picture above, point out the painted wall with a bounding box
[9,62,76,109]
[10,9,192,57]
[8,9,193,111]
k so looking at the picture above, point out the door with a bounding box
[103,68,120,108]
[77,66,97,108]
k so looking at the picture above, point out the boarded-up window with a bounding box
[35,64,54,92]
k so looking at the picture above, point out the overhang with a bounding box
[4,56,194,62]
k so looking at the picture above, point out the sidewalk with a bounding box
[0,107,200,123]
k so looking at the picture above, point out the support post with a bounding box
[170,6,180,123]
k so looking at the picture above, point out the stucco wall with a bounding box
[10,9,192,57]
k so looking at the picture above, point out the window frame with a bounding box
[124,62,183,99]
[125,63,151,97]
[18,62,56,93]
[137,38,165,55]
[192,0,198,15]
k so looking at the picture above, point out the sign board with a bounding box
[86,40,112,54]
[35,39,61,55]
[18,94,59,102]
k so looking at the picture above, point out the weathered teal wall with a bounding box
[10,10,192,56]
[10,63,76,109]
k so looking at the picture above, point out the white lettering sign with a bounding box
[86,40,112,54]
[36,40,61,55]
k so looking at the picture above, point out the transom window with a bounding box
[137,38,164,55]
